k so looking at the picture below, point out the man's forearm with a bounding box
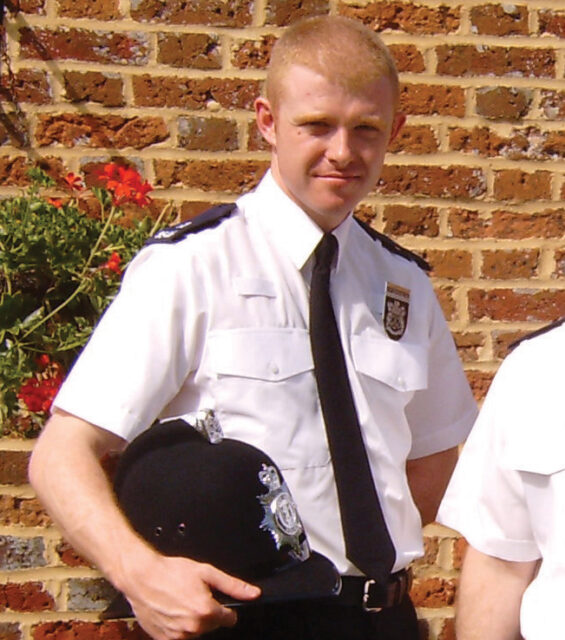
[456,546,538,640]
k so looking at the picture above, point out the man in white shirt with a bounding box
[29,15,476,640]
[439,319,565,640]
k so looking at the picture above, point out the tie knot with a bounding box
[314,233,338,272]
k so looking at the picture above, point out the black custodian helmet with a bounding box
[102,416,341,618]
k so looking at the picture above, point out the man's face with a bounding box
[255,65,404,232]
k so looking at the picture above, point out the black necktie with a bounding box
[309,233,395,584]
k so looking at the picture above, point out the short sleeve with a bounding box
[53,243,206,441]
[405,291,477,459]
[437,356,541,562]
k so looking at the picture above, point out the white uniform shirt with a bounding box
[438,321,565,639]
[55,171,476,575]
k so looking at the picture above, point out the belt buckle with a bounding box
[362,579,383,613]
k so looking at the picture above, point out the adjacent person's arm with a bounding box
[406,446,458,526]
[28,410,260,640]
[456,545,538,640]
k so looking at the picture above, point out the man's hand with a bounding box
[29,412,260,640]
[121,553,260,640]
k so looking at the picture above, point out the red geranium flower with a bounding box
[18,367,64,414]
[102,251,122,275]
[63,172,85,192]
[95,163,153,207]
[48,197,64,209]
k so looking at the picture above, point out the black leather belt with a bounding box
[336,568,413,612]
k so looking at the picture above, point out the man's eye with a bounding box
[303,122,330,132]
[356,125,381,135]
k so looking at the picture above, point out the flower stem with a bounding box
[21,205,118,339]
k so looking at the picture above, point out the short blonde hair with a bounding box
[265,16,399,110]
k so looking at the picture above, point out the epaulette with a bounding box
[146,203,237,245]
[508,317,565,352]
[354,217,430,271]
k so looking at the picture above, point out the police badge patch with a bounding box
[258,464,310,563]
[384,282,410,341]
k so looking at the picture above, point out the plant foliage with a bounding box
[0,164,172,436]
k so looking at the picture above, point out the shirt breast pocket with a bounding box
[204,328,330,469]
[351,333,428,393]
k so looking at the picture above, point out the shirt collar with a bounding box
[240,170,354,272]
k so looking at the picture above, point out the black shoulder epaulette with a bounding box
[508,317,565,352]
[354,217,430,271]
[146,203,237,245]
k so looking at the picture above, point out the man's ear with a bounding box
[389,113,406,144]
[255,97,277,147]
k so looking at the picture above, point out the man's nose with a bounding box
[326,128,354,166]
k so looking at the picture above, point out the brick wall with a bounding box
[0,1,563,638]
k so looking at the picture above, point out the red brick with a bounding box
[383,205,439,237]
[554,249,565,279]
[541,91,565,120]
[388,125,438,154]
[400,84,465,116]
[453,332,486,363]
[410,577,456,607]
[158,33,221,69]
[448,208,565,240]
[470,4,528,36]
[63,72,124,107]
[493,330,528,359]
[475,87,532,121]
[247,121,270,152]
[177,117,239,152]
[439,616,456,640]
[434,286,457,322]
[388,44,425,73]
[32,620,147,640]
[378,165,486,199]
[412,536,440,569]
[131,0,253,27]
[468,288,565,322]
[449,126,563,160]
[0,450,30,485]
[265,0,329,26]
[539,10,565,38]
[453,536,469,570]
[231,36,276,70]
[11,0,45,13]
[0,495,51,527]
[35,114,168,150]
[493,170,552,202]
[179,201,224,221]
[0,622,21,640]
[436,45,555,78]
[0,70,51,105]
[57,0,120,19]
[133,76,260,110]
[0,582,54,612]
[424,250,472,279]
[467,369,495,402]
[19,27,149,65]
[354,205,378,226]
[153,159,269,193]
[338,1,460,35]
[0,156,33,186]
[56,541,91,568]
[482,249,539,279]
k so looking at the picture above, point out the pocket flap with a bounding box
[207,328,313,381]
[351,333,428,391]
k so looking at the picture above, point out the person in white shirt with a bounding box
[439,318,565,640]
[29,15,476,640]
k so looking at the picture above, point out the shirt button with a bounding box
[271,363,280,375]
[396,376,405,389]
